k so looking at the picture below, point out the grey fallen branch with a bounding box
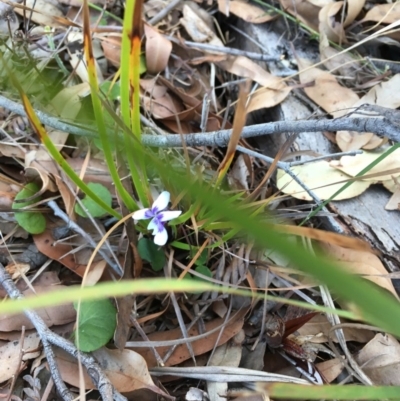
[0,265,127,401]
[0,94,399,147]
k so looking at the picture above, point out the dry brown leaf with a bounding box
[316,357,344,383]
[279,0,320,31]
[330,149,400,181]
[343,0,365,26]
[219,56,286,88]
[319,32,359,76]
[100,34,122,67]
[144,24,172,74]
[247,86,292,112]
[180,4,224,47]
[218,81,249,181]
[337,74,400,151]
[321,243,398,298]
[0,286,76,331]
[297,314,374,343]
[355,333,400,385]
[229,0,276,23]
[298,58,359,117]
[277,161,372,201]
[0,333,41,382]
[217,56,290,111]
[129,309,247,367]
[55,347,168,395]
[319,2,346,43]
[363,3,400,24]
[33,230,106,282]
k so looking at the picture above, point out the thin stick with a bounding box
[1,94,399,147]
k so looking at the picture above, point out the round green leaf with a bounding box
[75,183,112,218]
[137,238,166,271]
[74,299,117,352]
[12,182,46,234]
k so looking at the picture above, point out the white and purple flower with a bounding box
[132,191,182,246]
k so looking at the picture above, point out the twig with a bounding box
[47,200,123,276]
[148,0,182,25]
[287,150,363,166]
[236,145,327,210]
[0,264,127,401]
[1,94,400,147]
[167,37,280,62]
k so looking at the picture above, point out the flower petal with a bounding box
[132,208,151,220]
[153,226,168,246]
[158,210,182,222]
[148,217,162,233]
[152,191,170,213]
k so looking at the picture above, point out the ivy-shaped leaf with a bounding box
[138,237,166,271]
[12,182,46,234]
[75,183,112,218]
[73,299,117,352]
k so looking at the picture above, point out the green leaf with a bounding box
[193,265,212,281]
[100,81,120,101]
[138,237,166,271]
[12,182,46,234]
[75,183,112,218]
[189,248,208,266]
[73,299,117,352]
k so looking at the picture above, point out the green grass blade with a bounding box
[264,383,400,400]
[82,0,137,212]
[1,57,121,219]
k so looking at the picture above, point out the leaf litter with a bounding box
[0,0,400,399]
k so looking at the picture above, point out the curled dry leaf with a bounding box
[343,0,365,27]
[144,24,172,74]
[337,74,400,151]
[0,333,41,382]
[330,149,400,182]
[0,286,76,331]
[321,243,398,298]
[229,0,276,23]
[277,161,372,201]
[363,3,400,25]
[279,0,320,31]
[355,333,400,385]
[319,2,346,43]
[54,347,168,395]
[298,58,359,118]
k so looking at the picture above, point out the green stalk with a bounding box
[82,0,137,212]
[120,0,149,207]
